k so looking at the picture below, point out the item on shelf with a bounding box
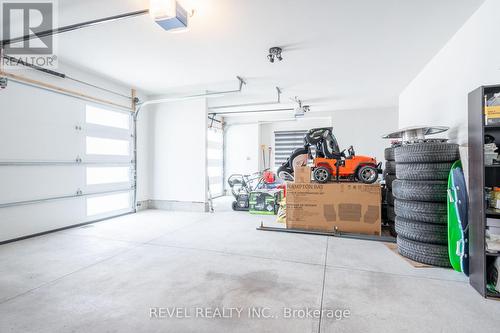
[249,189,282,215]
[487,257,500,293]
[486,187,492,208]
[491,187,500,209]
[486,231,500,253]
[484,142,498,165]
[485,134,496,144]
[447,161,469,275]
[485,93,500,126]
[487,218,500,236]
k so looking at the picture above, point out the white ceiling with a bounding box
[21,0,487,112]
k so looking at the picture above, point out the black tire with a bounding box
[385,161,396,175]
[277,165,294,181]
[357,165,378,184]
[397,236,451,267]
[385,174,396,190]
[395,143,459,163]
[395,217,447,245]
[288,148,309,167]
[393,180,447,202]
[389,222,397,237]
[386,190,394,206]
[313,167,331,183]
[394,199,447,224]
[232,201,238,211]
[387,205,395,222]
[385,147,395,161]
[274,203,280,215]
[396,162,453,181]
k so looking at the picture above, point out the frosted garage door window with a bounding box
[207,129,223,143]
[208,167,222,177]
[86,105,130,129]
[86,137,129,156]
[86,167,130,185]
[87,192,130,216]
[207,149,223,160]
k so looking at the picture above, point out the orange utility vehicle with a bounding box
[277,128,382,184]
[312,146,381,184]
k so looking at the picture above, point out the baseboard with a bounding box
[136,200,150,211]
[149,200,209,212]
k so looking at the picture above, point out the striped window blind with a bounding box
[274,130,307,167]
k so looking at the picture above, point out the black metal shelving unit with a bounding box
[468,85,500,300]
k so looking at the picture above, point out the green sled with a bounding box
[447,160,469,275]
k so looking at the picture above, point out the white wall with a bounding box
[150,99,208,204]
[224,124,260,184]
[328,107,398,165]
[136,108,151,203]
[399,0,494,144]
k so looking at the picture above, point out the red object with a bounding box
[263,171,275,184]
[277,184,286,197]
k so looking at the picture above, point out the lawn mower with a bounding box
[228,172,263,211]
[277,127,382,184]
[228,171,285,211]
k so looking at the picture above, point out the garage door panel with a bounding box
[0,198,87,242]
[0,84,84,160]
[0,166,84,203]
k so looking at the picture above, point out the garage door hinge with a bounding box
[75,125,83,131]
[76,189,83,196]
[75,156,82,164]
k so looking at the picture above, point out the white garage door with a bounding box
[0,81,135,243]
[207,119,224,198]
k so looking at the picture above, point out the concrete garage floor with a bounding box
[1,198,500,332]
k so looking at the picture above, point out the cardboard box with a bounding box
[294,166,311,183]
[286,182,381,235]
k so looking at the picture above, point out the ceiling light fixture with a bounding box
[149,0,190,32]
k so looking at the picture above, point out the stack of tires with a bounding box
[384,147,397,236]
[393,142,459,267]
